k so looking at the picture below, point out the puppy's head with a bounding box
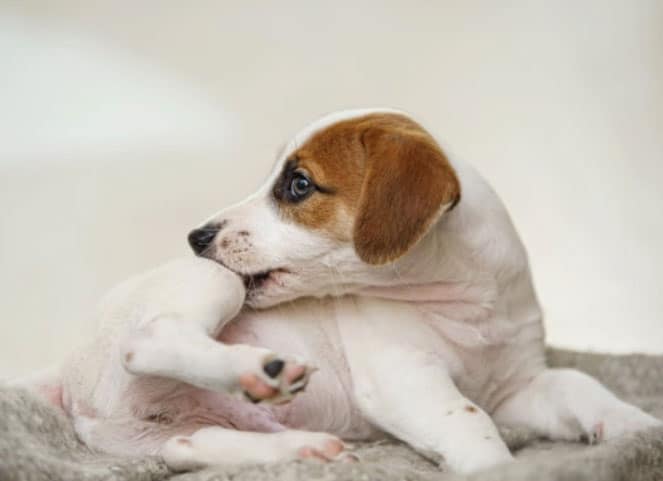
[189,110,461,308]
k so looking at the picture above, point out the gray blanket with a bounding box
[2,348,662,481]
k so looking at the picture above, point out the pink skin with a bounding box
[70,368,353,462]
[298,439,345,461]
[65,315,359,462]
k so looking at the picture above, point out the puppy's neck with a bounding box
[359,280,491,308]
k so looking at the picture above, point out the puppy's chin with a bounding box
[245,289,299,309]
[246,280,362,310]
[242,271,301,309]
[243,272,338,309]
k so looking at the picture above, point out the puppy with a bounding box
[22,109,661,474]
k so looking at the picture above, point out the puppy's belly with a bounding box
[217,309,381,440]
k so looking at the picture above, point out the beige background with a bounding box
[1,1,662,378]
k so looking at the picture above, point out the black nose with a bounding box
[188,225,220,255]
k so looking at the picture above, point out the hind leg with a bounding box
[73,413,347,467]
[121,315,313,404]
[161,426,350,471]
[493,368,661,443]
[115,258,313,403]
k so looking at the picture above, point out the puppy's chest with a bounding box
[224,300,533,416]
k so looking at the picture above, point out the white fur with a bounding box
[161,428,347,471]
[32,109,660,475]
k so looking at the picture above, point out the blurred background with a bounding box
[1,1,662,378]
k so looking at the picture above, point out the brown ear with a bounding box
[353,120,460,265]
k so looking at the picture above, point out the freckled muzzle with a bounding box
[187,219,288,296]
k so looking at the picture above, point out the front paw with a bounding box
[240,355,315,405]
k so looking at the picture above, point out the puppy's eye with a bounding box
[289,173,314,201]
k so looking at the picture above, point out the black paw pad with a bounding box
[263,359,285,378]
[244,391,261,404]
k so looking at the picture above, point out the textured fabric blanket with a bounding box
[1,348,662,481]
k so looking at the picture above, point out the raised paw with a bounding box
[240,356,315,404]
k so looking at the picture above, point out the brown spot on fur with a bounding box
[176,437,192,446]
[275,113,460,263]
[220,238,230,249]
[238,230,249,236]
[465,405,478,413]
[124,352,134,363]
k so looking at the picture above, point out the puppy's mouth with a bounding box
[201,254,289,292]
[241,268,289,291]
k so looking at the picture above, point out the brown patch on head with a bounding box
[272,112,461,263]
[272,129,365,239]
[465,405,478,413]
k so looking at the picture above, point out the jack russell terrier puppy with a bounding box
[21,109,661,474]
